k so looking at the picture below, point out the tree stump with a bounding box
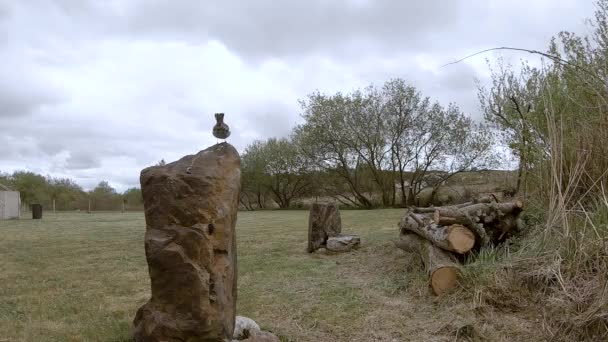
[133,143,241,341]
[307,203,341,252]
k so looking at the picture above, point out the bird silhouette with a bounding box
[212,113,230,143]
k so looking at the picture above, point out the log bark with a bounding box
[433,214,460,226]
[454,200,523,218]
[432,201,523,245]
[394,233,461,296]
[399,211,475,254]
[409,200,524,247]
[411,195,498,213]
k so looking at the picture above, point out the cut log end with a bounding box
[446,224,476,254]
[430,266,459,296]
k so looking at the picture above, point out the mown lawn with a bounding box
[0,210,522,341]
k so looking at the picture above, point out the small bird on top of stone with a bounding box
[213,113,230,143]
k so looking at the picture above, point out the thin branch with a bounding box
[442,46,601,82]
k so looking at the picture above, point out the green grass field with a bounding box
[0,210,529,342]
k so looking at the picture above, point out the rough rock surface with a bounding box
[133,143,241,342]
[326,234,361,252]
[307,203,342,252]
[241,329,281,342]
[233,316,260,339]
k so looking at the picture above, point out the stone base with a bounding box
[232,316,280,342]
[326,234,361,252]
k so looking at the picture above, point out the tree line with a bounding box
[241,79,498,209]
[1,77,514,212]
[0,171,143,211]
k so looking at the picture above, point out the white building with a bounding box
[0,184,20,219]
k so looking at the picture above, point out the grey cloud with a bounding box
[431,62,486,117]
[0,0,597,191]
[13,0,458,60]
[0,66,64,118]
[123,0,460,60]
[439,63,478,92]
[6,1,595,64]
[0,86,61,118]
[240,102,299,139]
[27,0,593,62]
[65,151,100,170]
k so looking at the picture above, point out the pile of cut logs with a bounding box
[394,196,524,296]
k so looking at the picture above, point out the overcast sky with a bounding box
[0,0,595,191]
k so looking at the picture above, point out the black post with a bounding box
[32,204,43,219]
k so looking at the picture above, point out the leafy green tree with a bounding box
[48,177,86,210]
[240,140,271,210]
[0,172,12,189]
[90,181,120,211]
[294,91,376,208]
[123,187,143,210]
[11,171,51,207]
[241,138,311,209]
[478,59,544,196]
[296,79,495,208]
[262,138,311,208]
[478,6,608,199]
[92,181,116,195]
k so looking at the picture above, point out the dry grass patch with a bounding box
[0,210,549,341]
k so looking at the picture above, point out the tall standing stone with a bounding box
[307,203,342,252]
[133,143,241,342]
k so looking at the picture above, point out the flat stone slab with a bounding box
[326,234,361,252]
[231,316,280,342]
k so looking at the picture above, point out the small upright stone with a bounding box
[133,142,241,341]
[307,203,342,252]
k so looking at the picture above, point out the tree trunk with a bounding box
[399,211,475,254]
[430,186,440,206]
[515,158,523,195]
[390,169,396,207]
[394,233,461,296]
[407,187,416,206]
[256,189,265,209]
[400,180,407,207]
[381,186,390,207]
[394,151,408,207]
[355,192,373,209]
